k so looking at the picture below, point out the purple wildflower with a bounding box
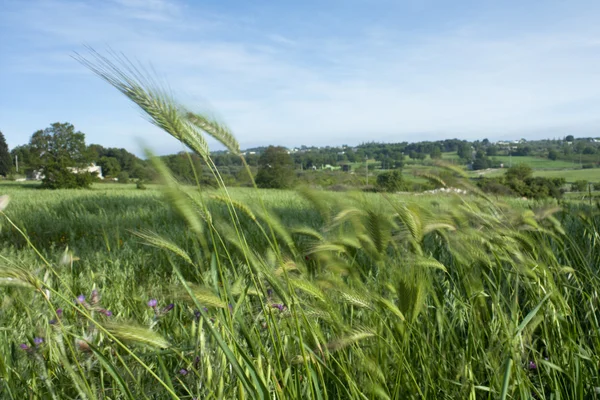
[19,343,29,350]
[179,368,188,376]
[34,337,43,346]
[104,310,113,317]
[76,295,86,304]
[194,310,201,320]
[271,303,286,312]
[528,361,537,370]
[147,299,158,308]
[267,288,273,297]
[49,319,57,325]
[56,308,63,317]
[162,303,174,313]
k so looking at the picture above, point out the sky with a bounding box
[1,0,600,155]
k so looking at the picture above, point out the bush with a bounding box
[572,180,589,192]
[117,171,130,184]
[136,180,147,190]
[376,170,406,192]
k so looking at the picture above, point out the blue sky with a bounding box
[1,0,600,155]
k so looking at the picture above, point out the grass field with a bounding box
[1,177,600,398]
[489,155,576,169]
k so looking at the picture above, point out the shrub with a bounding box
[117,171,130,183]
[572,180,589,192]
[376,169,406,192]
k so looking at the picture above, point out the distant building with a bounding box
[28,163,103,181]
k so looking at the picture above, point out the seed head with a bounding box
[90,289,100,305]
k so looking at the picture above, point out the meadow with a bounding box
[2,53,600,399]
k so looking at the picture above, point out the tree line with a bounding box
[2,122,598,196]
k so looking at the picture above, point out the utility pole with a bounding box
[365,156,368,186]
[15,155,18,173]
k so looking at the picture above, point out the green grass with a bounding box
[490,155,576,169]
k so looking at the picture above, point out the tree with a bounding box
[486,146,498,156]
[457,143,472,160]
[0,131,13,176]
[376,170,406,192]
[472,150,491,170]
[98,156,121,177]
[29,122,94,189]
[565,135,575,142]
[255,146,295,189]
[505,163,532,182]
[548,150,558,160]
[429,146,442,159]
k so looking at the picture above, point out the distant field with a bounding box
[533,168,600,183]
[490,155,576,169]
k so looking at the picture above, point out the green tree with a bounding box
[376,169,406,192]
[429,146,442,159]
[565,135,575,142]
[0,131,13,176]
[548,149,558,160]
[29,122,94,189]
[98,156,121,177]
[457,143,472,160]
[255,146,295,189]
[472,150,491,170]
[505,163,532,182]
[486,146,498,156]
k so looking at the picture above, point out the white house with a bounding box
[29,163,103,180]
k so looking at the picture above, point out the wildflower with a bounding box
[179,368,188,376]
[56,308,63,317]
[162,303,174,313]
[194,310,201,320]
[267,288,273,297]
[34,337,44,346]
[90,289,100,305]
[76,294,86,304]
[103,310,113,317]
[19,343,29,350]
[271,303,286,312]
[528,361,537,370]
[147,299,158,308]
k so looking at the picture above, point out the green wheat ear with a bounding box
[74,49,210,160]
[103,322,170,349]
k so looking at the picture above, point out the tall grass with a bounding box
[1,52,599,398]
